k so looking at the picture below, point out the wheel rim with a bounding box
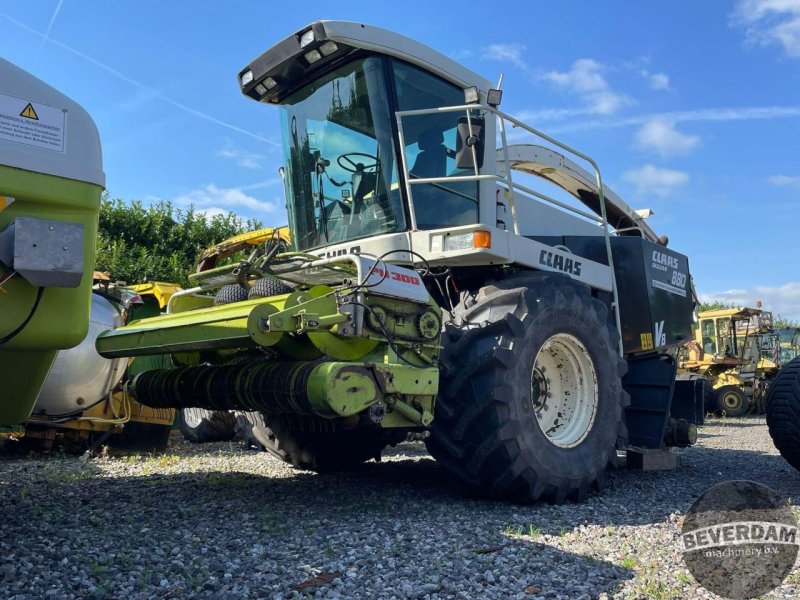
[182,408,204,428]
[721,390,742,411]
[531,333,599,448]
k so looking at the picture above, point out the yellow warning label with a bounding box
[640,332,654,351]
[0,196,13,213]
[20,103,39,120]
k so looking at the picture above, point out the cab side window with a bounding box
[391,60,479,230]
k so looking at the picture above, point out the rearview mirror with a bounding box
[455,114,485,170]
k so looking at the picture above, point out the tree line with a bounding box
[698,301,799,329]
[94,195,263,288]
[93,196,800,329]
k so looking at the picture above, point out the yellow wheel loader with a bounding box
[679,306,778,416]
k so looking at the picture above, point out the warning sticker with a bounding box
[640,332,654,351]
[0,93,66,152]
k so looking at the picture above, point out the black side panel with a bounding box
[563,236,693,355]
[623,353,677,448]
[672,377,708,425]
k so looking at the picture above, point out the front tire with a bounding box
[235,412,400,472]
[766,357,800,470]
[178,408,236,443]
[247,277,293,300]
[426,273,628,504]
[714,385,748,417]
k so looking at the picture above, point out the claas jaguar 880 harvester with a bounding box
[96,21,706,503]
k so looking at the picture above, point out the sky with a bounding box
[2,1,800,319]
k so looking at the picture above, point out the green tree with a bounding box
[775,315,800,329]
[698,300,737,312]
[94,195,263,287]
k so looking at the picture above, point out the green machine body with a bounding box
[0,58,104,424]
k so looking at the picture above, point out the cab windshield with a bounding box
[280,57,405,251]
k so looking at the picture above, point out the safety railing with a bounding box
[394,103,624,355]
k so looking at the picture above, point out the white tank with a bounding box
[32,294,127,416]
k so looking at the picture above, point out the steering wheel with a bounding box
[337,152,380,174]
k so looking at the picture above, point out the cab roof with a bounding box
[239,21,493,104]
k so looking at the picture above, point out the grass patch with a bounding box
[675,571,693,585]
[527,525,542,538]
[503,524,523,537]
[503,523,544,539]
[624,561,682,600]
[40,465,94,483]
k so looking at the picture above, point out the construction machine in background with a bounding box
[20,276,178,452]
[96,21,708,503]
[678,305,792,416]
[776,327,800,364]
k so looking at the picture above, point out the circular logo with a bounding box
[681,480,799,599]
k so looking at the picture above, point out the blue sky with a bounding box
[2,1,800,318]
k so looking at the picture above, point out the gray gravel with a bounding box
[2,416,800,599]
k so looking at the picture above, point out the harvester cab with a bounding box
[98,21,705,503]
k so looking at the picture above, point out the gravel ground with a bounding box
[2,416,800,600]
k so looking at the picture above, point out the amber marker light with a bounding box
[473,230,492,249]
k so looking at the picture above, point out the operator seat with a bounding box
[408,127,478,229]
[410,129,448,179]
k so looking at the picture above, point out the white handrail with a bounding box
[394,103,624,356]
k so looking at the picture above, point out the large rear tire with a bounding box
[426,272,628,504]
[714,385,748,417]
[235,412,399,472]
[766,357,800,470]
[178,407,236,443]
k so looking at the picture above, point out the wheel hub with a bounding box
[722,391,742,409]
[530,333,599,448]
[182,408,204,429]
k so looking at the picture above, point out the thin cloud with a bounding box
[217,144,266,170]
[622,164,689,197]
[699,281,800,320]
[1,12,279,146]
[40,0,64,49]
[732,0,800,58]
[541,104,800,134]
[634,118,701,158]
[171,184,279,215]
[768,174,800,188]
[241,178,282,191]
[482,43,528,69]
[641,70,671,91]
[541,59,631,115]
